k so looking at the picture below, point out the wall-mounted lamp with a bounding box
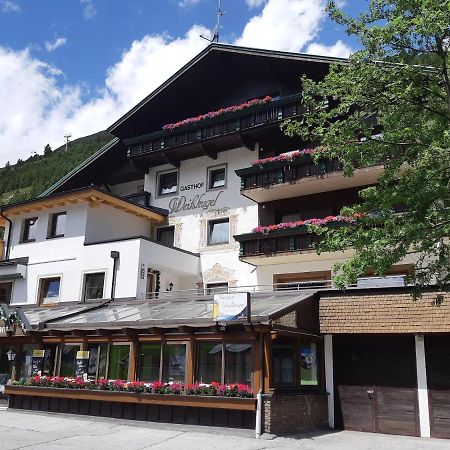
[6,348,16,362]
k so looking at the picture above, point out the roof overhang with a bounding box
[108,43,347,139]
[2,187,167,223]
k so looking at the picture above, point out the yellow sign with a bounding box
[76,351,90,359]
[32,350,45,358]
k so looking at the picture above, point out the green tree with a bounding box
[283,0,450,296]
[44,144,52,156]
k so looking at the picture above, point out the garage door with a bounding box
[426,335,450,439]
[334,335,419,437]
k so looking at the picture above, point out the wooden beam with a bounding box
[71,329,87,337]
[148,327,165,335]
[128,337,138,382]
[162,151,180,168]
[177,326,194,335]
[96,329,113,337]
[239,134,256,151]
[200,143,218,160]
[124,328,138,339]
[263,333,271,393]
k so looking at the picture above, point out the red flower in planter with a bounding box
[162,96,272,131]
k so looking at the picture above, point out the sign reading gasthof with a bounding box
[213,292,250,322]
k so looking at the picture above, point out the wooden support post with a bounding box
[186,336,195,385]
[263,333,271,393]
[128,338,138,382]
[253,334,262,395]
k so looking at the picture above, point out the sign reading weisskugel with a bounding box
[213,292,250,322]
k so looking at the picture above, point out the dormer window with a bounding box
[157,170,178,196]
[22,217,38,242]
[49,212,67,238]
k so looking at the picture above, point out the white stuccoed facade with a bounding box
[3,198,200,305]
[111,146,261,290]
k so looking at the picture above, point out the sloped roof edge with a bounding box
[107,43,347,135]
[40,137,121,197]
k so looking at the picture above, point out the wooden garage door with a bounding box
[334,335,419,436]
[426,335,450,439]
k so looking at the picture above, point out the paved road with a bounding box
[0,409,449,449]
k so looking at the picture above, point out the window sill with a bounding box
[19,239,36,244]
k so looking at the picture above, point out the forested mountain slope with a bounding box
[0,131,112,205]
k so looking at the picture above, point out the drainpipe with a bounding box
[0,207,12,261]
[110,251,120,301]
[255,331,264,438]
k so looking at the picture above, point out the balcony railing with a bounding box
[143,276,408,300]
[237,157,343,191]
[235,227,321,258]
[126,94,304,158]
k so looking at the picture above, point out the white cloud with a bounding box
[45,37,67,52]
[0,26,210,165]
[306,40,352,58]
[245,0,266,8]
[0,0,353,166]
[178,0,202,7]
[81,0,96,19]
[235,0,326,52]
[0,0,20,12]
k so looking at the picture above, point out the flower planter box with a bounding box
[5,385,256,411]
[5,385,257,429]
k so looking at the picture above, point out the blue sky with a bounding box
[0,0,366,165]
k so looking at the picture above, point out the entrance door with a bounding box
[334,335,419,436]
[426,334,450,439]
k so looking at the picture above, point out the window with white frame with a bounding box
[207,165,226,190]
[157,170,178,196]
[208,218,229,245]
[39,277,61,305]
[82,272,105,301]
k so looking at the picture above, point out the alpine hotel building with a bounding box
[0,44,449,439]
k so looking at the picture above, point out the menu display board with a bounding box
[31,350,45,376]
[75,351,90,379]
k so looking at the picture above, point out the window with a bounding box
[48,212,66,238]
[196,343,222,383]
[156,226,175,247]
[300,342,318,386]
[87,344,108,380]
[208,218,229,245]
[138,344,161,381]
[195,342,252,385]
[137,343,187,383]
[83,272,105,301]
[157,170,178,196]
[272,345,295,386]
[206,282,228,295]
[108,345,130,380]
[39,277,61,305]
[59,344,80,377]
[0,282,12,304]
[162,344,186,383]
[224,343,252,384]
[22,217,38,242]
[208,165,226,190]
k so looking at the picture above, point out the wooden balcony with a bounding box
[234,221,356,265]
[235,227,321,265]
[236,158,383,203]
[124,94,304,168]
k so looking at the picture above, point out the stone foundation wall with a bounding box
[263,392,328,435]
